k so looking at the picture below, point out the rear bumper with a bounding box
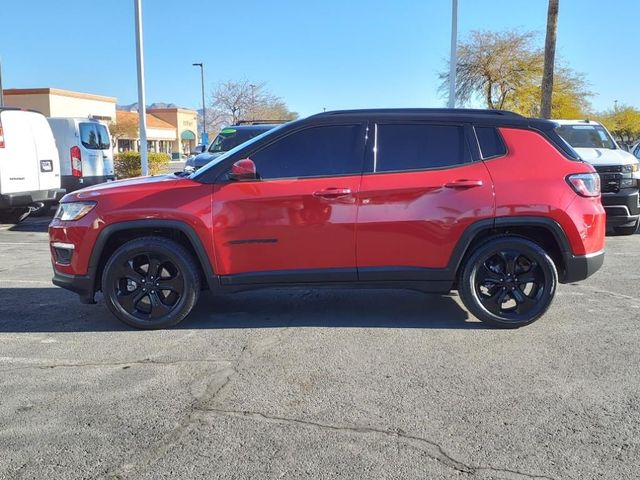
[601,190,640,226]
[61,175,115,193]
[561,250,605,283]
[52,270,96,304]
[0,188,65,208]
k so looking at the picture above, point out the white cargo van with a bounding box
[47,117,115,193]
[0,108,64,223]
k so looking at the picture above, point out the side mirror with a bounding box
[229,158,257,181]
[620,143,630,152]
[195,144,206,154]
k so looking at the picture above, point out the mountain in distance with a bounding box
[116,102,179,112]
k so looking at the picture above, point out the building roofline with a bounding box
[147,107,198,114]
[3,87,117,103]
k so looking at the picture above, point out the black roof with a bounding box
[307,108,554,130]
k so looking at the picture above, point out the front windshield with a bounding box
[556,124,616,150]
[191,123,288,178]
[208,128,267,153]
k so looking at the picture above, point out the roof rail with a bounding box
[235,119,289,125]
[314,108,523,118]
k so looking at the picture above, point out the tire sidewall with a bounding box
[102,237,199,329]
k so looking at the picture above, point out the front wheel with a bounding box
[102,236,201,329]
[458,236,558,328]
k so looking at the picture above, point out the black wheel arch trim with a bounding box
[86,220,217,295]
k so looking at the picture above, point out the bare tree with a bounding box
[540,0,559,118]
[207,80,297,132]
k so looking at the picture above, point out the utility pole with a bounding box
[448,0,458,108]
[192,63,207,144]
[540,0,559,119]
[134,0,149,175]
[249,84,256,121]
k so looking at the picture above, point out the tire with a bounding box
[101,236,201,329]
[613,220,638,236]
[458,236,558,328]
[0,208,31,224]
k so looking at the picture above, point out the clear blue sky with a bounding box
[1,0,638,116]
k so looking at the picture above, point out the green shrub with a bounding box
[114,152,171,179]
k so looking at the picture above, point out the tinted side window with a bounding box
[375,124,471,172]
[475,126,507,158]
[251,125,362,179]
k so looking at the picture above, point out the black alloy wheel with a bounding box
[102,237,200,329]
[459,236,557,328]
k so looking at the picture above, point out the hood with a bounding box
[63,174,179,201]
[574,147,639,166]
[194,151,224,168]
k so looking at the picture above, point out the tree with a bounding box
[109,118,138,147]
[597,104,640,146]
[207,80,298,132]
[440,29,591,118]
[540,0,559,118]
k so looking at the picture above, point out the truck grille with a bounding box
[593,165,623,193]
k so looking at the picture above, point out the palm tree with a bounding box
[540,0,559,118]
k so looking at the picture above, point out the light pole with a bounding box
[134,0,148,175]
[249,84,256,121]
[192,63,207,145]
[448,0,458,108]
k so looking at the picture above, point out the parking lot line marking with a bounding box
[0,279,52,285]
[0,242,45,245]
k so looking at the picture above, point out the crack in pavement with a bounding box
[0,358,233,373]
[102,322,294,479]
[194,408,557,480]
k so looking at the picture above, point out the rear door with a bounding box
[79,121,114,178]
[0,110,40,195]
[30,112,60,191]
[356,122,495,278]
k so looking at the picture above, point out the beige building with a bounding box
[4,87,199,160]
[3,87,116,121]
[148,108,198,159]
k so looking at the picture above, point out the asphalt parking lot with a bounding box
[0,216,638,479]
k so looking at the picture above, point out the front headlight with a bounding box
[54,202,97,221]
[622,164,639,173]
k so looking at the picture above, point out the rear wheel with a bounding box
[102,236,200,329]
[0,208,31,224]
[458,236,557,328]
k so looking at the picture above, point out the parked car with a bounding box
[632,142,640,159]
[555,120,640,235]
[183,124,277,173]
[0,108,65,223]
[50,108,605,330]
[47,117,115,193]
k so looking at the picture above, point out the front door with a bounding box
[356,122,495,279]
[211,123,366,284]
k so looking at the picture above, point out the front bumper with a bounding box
[52,270,96,304]
[561,250,605,283]
[601,190,640,226]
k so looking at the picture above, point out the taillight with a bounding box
[567,173,600,197]
[70,146,82,177]
[0,126,5,148]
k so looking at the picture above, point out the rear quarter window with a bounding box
[475,126,507,159]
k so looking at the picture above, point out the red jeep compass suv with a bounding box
[49,109,605,329]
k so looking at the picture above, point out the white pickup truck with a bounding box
[0,108,65,223]
[555,119,640,235]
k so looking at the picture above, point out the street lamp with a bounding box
[134,0,148,175]
[192,63,207,145]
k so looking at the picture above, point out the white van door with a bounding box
[78,121,114,178]
[0,110,40,195]
[30,113,60,191]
